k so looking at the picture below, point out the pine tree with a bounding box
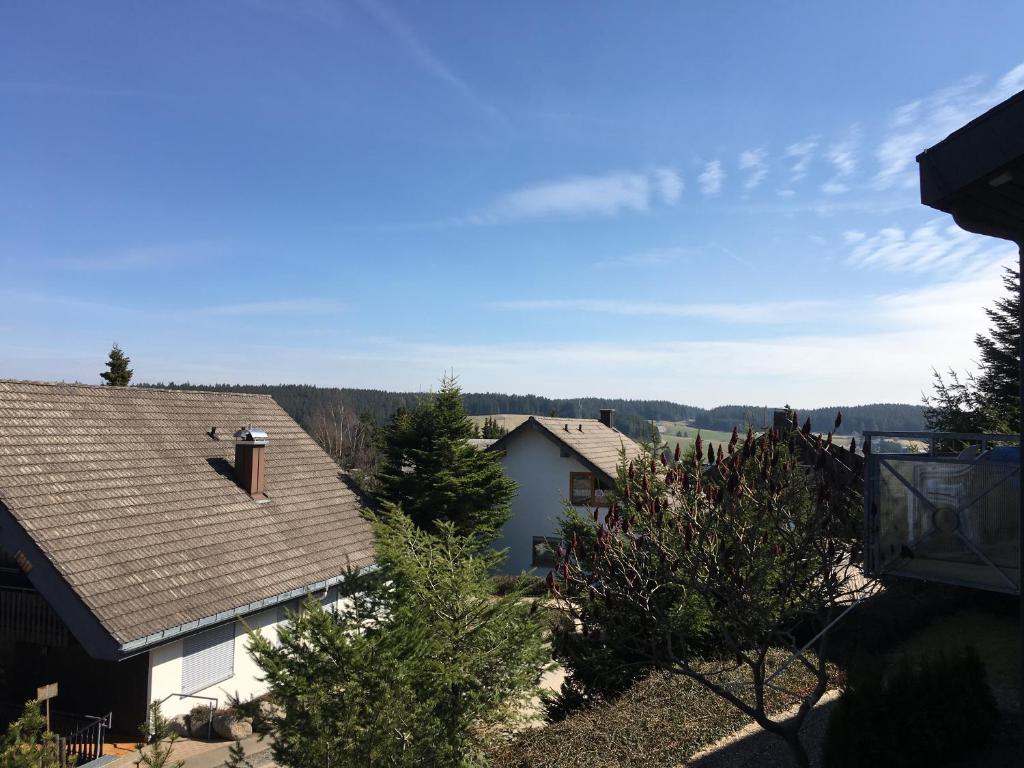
[973,265,1020,431]
[134,701,183,768]
[224,740,253,768]
[925,266,1020,433]
[376,375,517,543]
[101,343,134,386]
[0,700,63,768]
[480,416,508,439]
[248,510,548,768]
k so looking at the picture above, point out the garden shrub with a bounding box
[493,573,547,597]
[822,645,997,768]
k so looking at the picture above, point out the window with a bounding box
[181,622,235,694]
[532,537,561,568]
[570,472,596,505]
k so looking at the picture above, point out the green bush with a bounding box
[823,646,997,768]
[492,574,547,597]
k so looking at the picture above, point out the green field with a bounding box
[655,422,736,456]
[467,414,531,433]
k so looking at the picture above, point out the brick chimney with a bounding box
[234,427,269,499]
[599,409,615,429]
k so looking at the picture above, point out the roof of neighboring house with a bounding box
[467,438,498,450]
[0,380,375,656]
[488,416,641,481]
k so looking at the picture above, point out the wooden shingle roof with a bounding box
[490,416,641,481]
[0,380,375,651]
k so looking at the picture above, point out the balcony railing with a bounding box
[863,431,1020,594]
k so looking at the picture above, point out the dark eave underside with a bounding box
[917,89,1024,242]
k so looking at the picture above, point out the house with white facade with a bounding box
[487,410,641,574]
[0,380,375,742]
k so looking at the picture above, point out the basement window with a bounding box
[181,622,235,694]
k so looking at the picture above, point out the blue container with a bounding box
[988,445,1020,463]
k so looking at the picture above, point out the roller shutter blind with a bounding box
[181,622,235,694]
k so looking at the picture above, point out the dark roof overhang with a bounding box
[917,89,1024,245]
[0,498,374,661]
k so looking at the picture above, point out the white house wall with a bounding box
[495,427,596,574]
[147,588,345,718]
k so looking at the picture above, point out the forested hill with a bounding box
[137,382,925,437]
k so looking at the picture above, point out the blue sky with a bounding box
[2,2,1023,407]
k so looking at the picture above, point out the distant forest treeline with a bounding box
[138,382,925,438]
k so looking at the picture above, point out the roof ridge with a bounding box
[0,379,275,399]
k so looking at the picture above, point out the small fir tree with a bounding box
[100,343,134,386]
[0,700,65,768]
[248,509,549,768]
[134,701,183,768]
[224,740,254,768]
[480,416,508,439]
[376,375,517,543]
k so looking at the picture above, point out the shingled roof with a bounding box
[0,380,375,656]
[489,416,641,481]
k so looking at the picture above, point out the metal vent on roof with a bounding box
[234,426,269,445]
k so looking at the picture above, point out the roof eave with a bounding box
[917,89,1024,245]
[487,416,623,485]
[116,564,377,658]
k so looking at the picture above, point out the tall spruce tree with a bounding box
[377,375,516,543]
[925,266,1020,433]
[100,343,134,386]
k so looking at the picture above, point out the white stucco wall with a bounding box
[147,587,344,718]
[494,427,596,574]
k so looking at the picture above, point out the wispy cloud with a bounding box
[353,0,504,123]
[738,148,768,191]
[875,61,1024,189]
[821,125,860,195]
[737,147,770,191]
[784,138,817,182]
[492,297,830,323]
[845,220,1015,273]
[699,160,725,196]
[52,241,220,271]
[174,266,1006,407]
[595,245,691,270]
[474,168,682,222]
[191,299,343,317]
[653,168,684,204]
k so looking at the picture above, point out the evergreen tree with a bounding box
[248,510,548,768]
[0,700,63,768]
[376,375,517,543]
[480,416,508,439]
[224,740,253,768]
[925,266,1020,433]
[973,265,1020,431]
[100,343,134,386]
[134,701,183,768]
